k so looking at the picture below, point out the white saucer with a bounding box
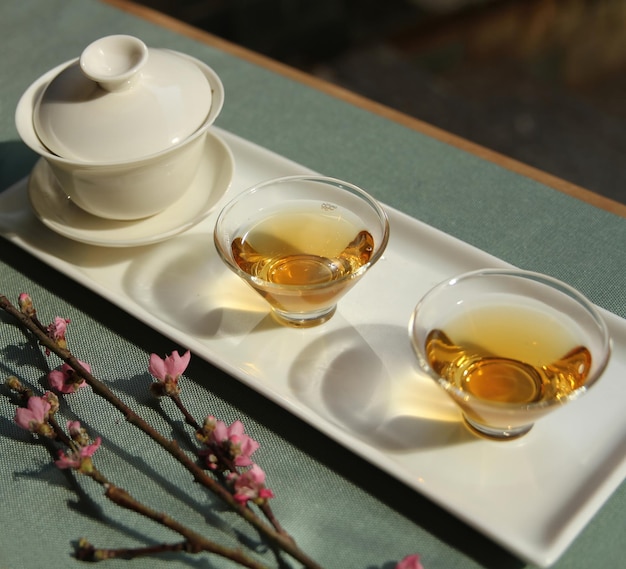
[27,130,234,247]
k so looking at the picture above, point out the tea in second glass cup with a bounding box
[213,175,390,327]
[409,269,611,440]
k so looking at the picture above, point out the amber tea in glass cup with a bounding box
[214,175,390,327]
[409,269,611,440]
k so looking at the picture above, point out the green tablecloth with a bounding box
[1,1,624,569]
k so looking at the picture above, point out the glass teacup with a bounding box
[214,175,389,327]
[409,269,611,440]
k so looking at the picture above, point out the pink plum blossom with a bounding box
[211,418,260,467]
[47,316,70,350]
[148,350,190,382]
[396,554,424,569]
[55,436,102,470]
[14,396,51,433]
[148,350,190,395]
[228,464,274,505]
[201,416,260,470]
[48,361,90,394]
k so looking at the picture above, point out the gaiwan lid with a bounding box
[33,35,213,163]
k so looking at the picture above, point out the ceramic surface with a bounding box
[15,41,224,220]
[35,36,213,162]
[27,130,234,247]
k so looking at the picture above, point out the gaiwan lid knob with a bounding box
[33,35,213,163]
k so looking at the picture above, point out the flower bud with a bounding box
[5,376,23,391]
[18,293,36,318]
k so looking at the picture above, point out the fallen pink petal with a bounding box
[396,554,424,569]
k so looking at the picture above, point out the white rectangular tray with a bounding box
[1,128,625,567]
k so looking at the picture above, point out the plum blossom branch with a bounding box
[1,293,422,568]
[1,293,322,568]
[6,383,270,569]
[148,350,200,430]
[148,355,290,538]
[148,351,279,515]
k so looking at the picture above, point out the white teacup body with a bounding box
[38,125,207,220]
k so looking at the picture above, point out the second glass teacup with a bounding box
[213,175,390,327]
[409,269,611,440]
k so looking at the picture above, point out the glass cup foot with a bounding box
[271,306,336,328]
[463,416,533,441]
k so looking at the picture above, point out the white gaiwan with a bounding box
[16,35,224,220]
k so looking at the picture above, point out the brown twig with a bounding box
[170,393,201,430]
[75,538,188,562]
[98,482,271,568]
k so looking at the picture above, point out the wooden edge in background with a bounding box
[102,0,626,219]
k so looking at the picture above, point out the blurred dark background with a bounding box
[136,0,626,205]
